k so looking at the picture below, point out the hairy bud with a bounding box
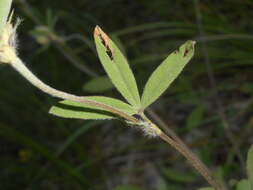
[0,11,20,64]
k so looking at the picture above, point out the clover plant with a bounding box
[2,4,252,190]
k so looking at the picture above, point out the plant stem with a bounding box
[141,113,227,189]
[159,131,227,190]
[10,57,138,123]
[146,108,185,144]
[2,9,228,189]
[10,56,226,189]
[147,108,228,189]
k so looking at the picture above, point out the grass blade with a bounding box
[141,40,195,109]
[94,26,141,108]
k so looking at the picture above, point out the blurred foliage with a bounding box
[0,0,253,189]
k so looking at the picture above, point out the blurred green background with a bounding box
[0,0,253,189]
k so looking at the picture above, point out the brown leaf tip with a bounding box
[94,26,114,60]
[183,48,189,57]
[182,40,195,57]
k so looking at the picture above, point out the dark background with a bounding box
[0,0,253,189]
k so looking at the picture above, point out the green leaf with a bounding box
[83,76,114,93]
[113,185,143,190]
[94,26,141,108]
[141,40,195,109]
[236,179,252,190]
[49,96,137,120]
[197,188,214,190]
[161,167,197,183]
[186,105,204,131]
[247,145,253,182]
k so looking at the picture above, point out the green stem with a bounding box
[159,132,227,190]
[147,109,227,189]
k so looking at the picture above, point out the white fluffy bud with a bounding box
[0,11,20,64]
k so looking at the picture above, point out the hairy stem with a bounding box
[147,108,228,189]
[159,131,227,190]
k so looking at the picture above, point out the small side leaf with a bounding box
[83,76,114,93]
[94,26,141,108]
[186,105,204,131]
[161,167,197,183]
[49,96,137,120]
[114,185,143,190]
[141,41,195,109]
[247,145,253,182]
[197,188,214,190]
